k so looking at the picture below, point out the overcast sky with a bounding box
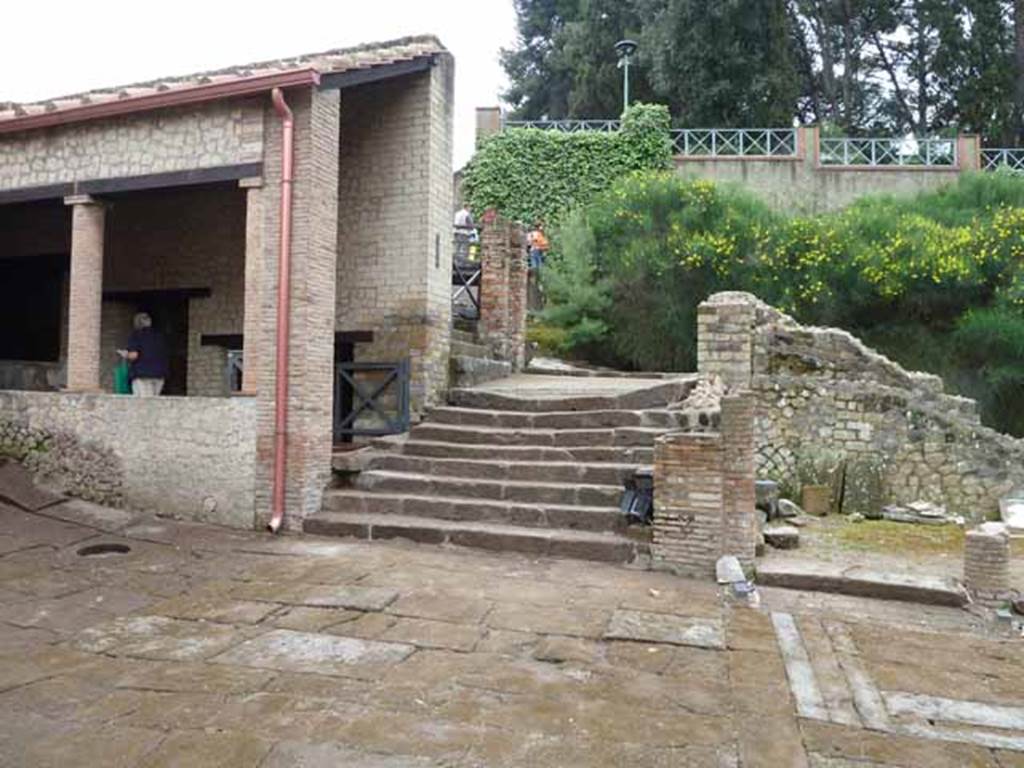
[0,0,517,168]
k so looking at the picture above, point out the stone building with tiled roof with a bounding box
[0,35,455,532]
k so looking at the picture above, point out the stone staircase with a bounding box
[448,323,510,388]
[306,375,696,563]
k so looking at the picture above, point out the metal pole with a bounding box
[623,59,630,112]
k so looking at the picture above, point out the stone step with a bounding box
[355,470,622,508]
[449,377,694,412]
[391,439,654,464]
[450,339,490,358]
[321,490,628,533]
[450,328,478,346]
[425,405,682,430]
[756,561,968,607]
[304,510,645,563]
[368,453,637,486]
[450,356,511,388]
[409,422,665,448]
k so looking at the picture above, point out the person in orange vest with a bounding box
[527,221,549,270]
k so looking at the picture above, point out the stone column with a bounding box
[964,522,1012,606]
[64,195,106,392]
[240,178,264,396]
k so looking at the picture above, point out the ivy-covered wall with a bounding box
[461,103,672,225]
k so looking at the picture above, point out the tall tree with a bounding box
[501,0,653,118]
[501,0,1024,144]
[639,0,800,126]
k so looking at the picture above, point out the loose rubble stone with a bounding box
[882,501,962,526]
[763,525,800,550]
[756,480,779,519]
[777,499,803,518]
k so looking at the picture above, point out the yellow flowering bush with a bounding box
[541,170,1024,432]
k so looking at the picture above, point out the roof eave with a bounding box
[0,68,321,136]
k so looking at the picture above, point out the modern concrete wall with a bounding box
[676,128,980,213]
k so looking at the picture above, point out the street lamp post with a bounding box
[615,39,638,114]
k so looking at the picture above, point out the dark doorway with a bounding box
[0,253,67,361]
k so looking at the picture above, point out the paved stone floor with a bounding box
[1,499,1022,767]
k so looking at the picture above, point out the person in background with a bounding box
[118,312,168,397]
[527,221,549,269]
[454,204,474,231]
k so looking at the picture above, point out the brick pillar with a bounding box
[64,195,105,392]
[254,87,341,531]
[964,522,1012,606]
[697,292,756,389]
[241,179,264,395]
[479,215,527,369]
[720,393,757,568]
[957,134,981,172]
[652,392,757,577]
[653,431,725,578]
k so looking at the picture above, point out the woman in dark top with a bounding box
[118,312,169,397]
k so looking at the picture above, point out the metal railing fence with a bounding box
[501,119,1024,170]
[818,137,957,167]
[671,128,797,157]
[981,148,1024,172]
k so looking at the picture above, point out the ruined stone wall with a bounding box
[0,390,256,526]
[335,58,454,413]
[0,99,263,192]
[697,292,1024,519]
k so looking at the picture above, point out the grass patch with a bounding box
[814,517,1024,558]
[819,518,965,556]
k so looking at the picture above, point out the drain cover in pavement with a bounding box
[77,543,132,558]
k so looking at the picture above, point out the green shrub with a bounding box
[526,323,572,357]
[541,171,1024,434]
[460,103,671,226]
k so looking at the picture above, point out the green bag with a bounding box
[113,360,131,395]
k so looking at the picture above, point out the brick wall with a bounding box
[253,86,340,531]
[697,291,1024,519]
[335,57,454,412]
[0,99,263,192]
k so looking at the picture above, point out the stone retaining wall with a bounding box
[698,292,1024,519]
[0,390,257,527]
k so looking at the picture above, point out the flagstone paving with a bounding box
[0,499,1020,767]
